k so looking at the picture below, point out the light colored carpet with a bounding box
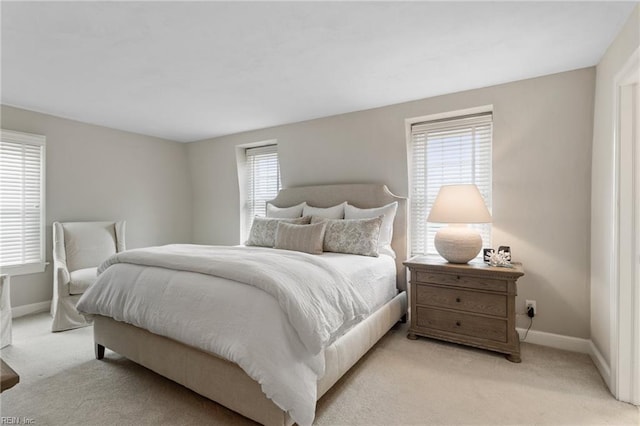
[0,313,638,425]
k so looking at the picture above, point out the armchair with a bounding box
[51,221,125,332]
[0,275,11,348]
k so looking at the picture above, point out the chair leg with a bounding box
[95,343,105,360]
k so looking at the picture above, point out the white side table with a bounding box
[0,275,12,348]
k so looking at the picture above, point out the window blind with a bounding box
[410,113,492,256]
[244,144,281,235]
[0,130,46,275]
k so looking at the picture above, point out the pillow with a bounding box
[302,202,347,219]
[311,216,382,257]
[344,202,398,258]
[274,221,327,255]
[246,216,311,247]
[266,202,307,218]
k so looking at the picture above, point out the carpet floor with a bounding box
[0,313,638,425]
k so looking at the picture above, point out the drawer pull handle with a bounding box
[456,275,460,280]
[455,321,461,327]
[456,297,461,303]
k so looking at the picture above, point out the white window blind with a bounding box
[410,113,492,256]
[0,129,46,275]
[244,144,281,235]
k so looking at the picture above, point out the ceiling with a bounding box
[1,2,636,143]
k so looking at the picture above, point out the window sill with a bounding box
[0,262,48,277]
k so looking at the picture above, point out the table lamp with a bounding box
[427,184,492,263]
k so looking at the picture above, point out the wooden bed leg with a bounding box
[400,314,407,324]
[95,343,105,360]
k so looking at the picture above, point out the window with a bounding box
[409,112,492,256]
[243,144,281,237]
[0,129,46,275]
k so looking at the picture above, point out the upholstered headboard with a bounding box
[268,184,408,292]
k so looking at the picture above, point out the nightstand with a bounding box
[404,256,524,362]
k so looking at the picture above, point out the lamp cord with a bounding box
[521,316,533,341]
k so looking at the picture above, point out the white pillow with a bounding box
[344,201,398,258]
[303,202,346,219]
[266,202,306,218]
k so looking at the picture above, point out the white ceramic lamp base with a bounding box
[434,225,482,264]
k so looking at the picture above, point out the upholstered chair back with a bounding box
[53,221,126,272]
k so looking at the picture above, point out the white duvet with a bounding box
[77,244,372,425]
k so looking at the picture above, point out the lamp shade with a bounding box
[427,184,491,224]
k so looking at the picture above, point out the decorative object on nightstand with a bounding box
[488,251,511,267]
[497,246,511,261]
[427,184,491,264]
[483,246,513,267]
[404,256,524,362]
[483,248,494,263]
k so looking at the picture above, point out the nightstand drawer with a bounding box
[415,285,507,317]
[414,307,507,342]
[414,271,507,292]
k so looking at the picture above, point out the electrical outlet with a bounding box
[526,300,536,317]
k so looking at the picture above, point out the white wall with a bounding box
[590,5,640,365]
[188,68,595,339]
[1,106,193,308]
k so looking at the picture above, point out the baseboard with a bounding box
[588,340,612,390]
[516,327,590,353]
[516,326,613,390]
[12,300,51,318]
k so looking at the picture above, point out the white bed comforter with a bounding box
[77,244,371,425]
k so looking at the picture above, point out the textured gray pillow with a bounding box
[274,221,327,255]
[311,216,383,257]
[344,202,398,258]
[246,216,311,247]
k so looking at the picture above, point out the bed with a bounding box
[79,183,408,426]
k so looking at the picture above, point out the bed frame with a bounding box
[93,183,408,426]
